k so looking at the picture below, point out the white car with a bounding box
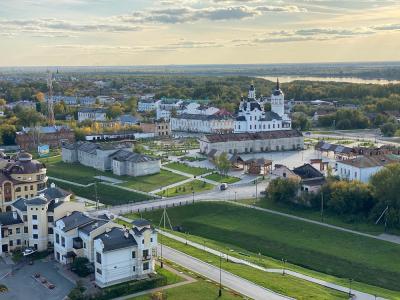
[23,248,37,256]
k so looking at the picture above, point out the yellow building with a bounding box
[0,152,47,212]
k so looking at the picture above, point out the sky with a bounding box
[0,0,400,66]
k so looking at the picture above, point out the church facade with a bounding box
[234,80,291,133]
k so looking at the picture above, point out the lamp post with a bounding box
[192,191,195,203]
[234,191,237,202]
[349,279,353,298]
[281,258,287,275]
[160,230,163,268]
[218,252,222,297]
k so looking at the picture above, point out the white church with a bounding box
[234,80,292,133]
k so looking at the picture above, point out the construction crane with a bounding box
[46,70,55,126]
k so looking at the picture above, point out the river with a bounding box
[260,76,400,85]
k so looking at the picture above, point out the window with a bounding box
[33,225,38,230]
[150,238,153,243]
[33,234,38,239]
[56,252,60,261]
[96,252,102,264]
[96,268,102,275]
[61,237,65,247]
[133,266,136,272]
[48,228,53,234]
[16,228,20,234]
[48,216,54,222]
[8,229,12,235]
[24,186,28,191]
[142,239,144,245]
[24,227,28,233]
[23,215,27,222]
[17,239,21,245]
[143,262,149,271]
[32,215,37,220]
[132,251,136,259]
[9,240,13,247]
[15,187,21,192]
[143,249,149,257]
[55,233,59,244]
[30,185,33,190]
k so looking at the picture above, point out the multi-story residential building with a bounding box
[0,183,83,254]
[336,155,399,183]
[138,99,160,112]
[0,152,47,212]
[170,113,234,133]
[93,220,157,287]
[6,100,36,110]
[16,125,75,150]
[234,82,292,133]
[117,114,139,126]
[78,108,107,122]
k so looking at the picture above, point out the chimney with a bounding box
[50,182,56,188]
[12,211,17,220]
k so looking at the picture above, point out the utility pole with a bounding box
[320,192,324,222]
[218,252,222,297]
[158,206,173,269]
[94,181,99,210]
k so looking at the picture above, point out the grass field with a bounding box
[45,156,188,193]
[49,179,151,205]
[250,198,400,236]
[204,173,240,184]
[164,162,211,176]
[137,202,400,291]
[119,170,187,192]
[157,180,214,197]
[158,236,347,300]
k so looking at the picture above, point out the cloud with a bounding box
[115,4,307,24]
[372,23,400,31]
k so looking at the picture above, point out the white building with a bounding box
[138,99,160,112]
[234,82,291,133]
[110,150,161,177]
[336,155,399,183]
[78,108,107,122]
[156,99,183,121]
[171,113,234,133]
[93,221,157,287]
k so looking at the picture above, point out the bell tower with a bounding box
[271,78,285,117]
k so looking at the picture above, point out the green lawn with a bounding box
[165,162,211,176]
[119,170,187,192]
[45,156,187,192]
[130,281,244,300]
[158,236,347,300]
[204,173,240,184]
[252,198,400,236]
[49,179,152,206]
[157,180,214,197]
[138,202,400,292]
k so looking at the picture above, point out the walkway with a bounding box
[161,245,291,300]
[113,264,196,300]
[149,177,195,194]
[158,230,385,300]
[229,201,400,245]
[47,176,94,187]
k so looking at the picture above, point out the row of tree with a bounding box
[265,164,400,228]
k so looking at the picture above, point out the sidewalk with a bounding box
[158,229,385,300]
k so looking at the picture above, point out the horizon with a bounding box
[1,0,400,66]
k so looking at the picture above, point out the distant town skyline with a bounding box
[1,0,400,66]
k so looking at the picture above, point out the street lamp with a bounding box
[349,279,353,297]
[281,258,287,275]
[234,191,237,202]
[218,252,222,297]
[192,191,195,203]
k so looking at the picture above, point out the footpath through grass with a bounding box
[164,162,211,176]
[204,173,240,184]
[157,180,214,197]
[138,202,400,292]
[49,179,151,206]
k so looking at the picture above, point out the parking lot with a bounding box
[0,260,74,300]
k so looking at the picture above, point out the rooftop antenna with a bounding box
[46,70,55,126]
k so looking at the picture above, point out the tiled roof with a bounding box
[202,129,302,143]
[338,155,400,169]
[60,211,95,232]
[95,227,138,252]
[0,212,23,226]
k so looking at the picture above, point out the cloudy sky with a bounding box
[0,0,399,66]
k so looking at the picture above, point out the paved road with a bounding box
[160,245,292,300]
[94,181,267,216]
[159,230,385,300]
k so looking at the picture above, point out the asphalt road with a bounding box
[96,181,268,216]
[160,245,292,300]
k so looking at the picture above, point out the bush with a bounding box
[71,257,92,277]
[266,178,299,204]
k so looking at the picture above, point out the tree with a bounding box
[370,164,400,228]
[0,124,16,145]
[0,98,6,106]
[35,92,45,102]
[134,143,145,154]
[380,122,398,137]
[213,152,231,175]
[125,96,138,114]
[266,178,299,204]
[291,112,311,131]
[15,108,44,127]
[107,103,124,119]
